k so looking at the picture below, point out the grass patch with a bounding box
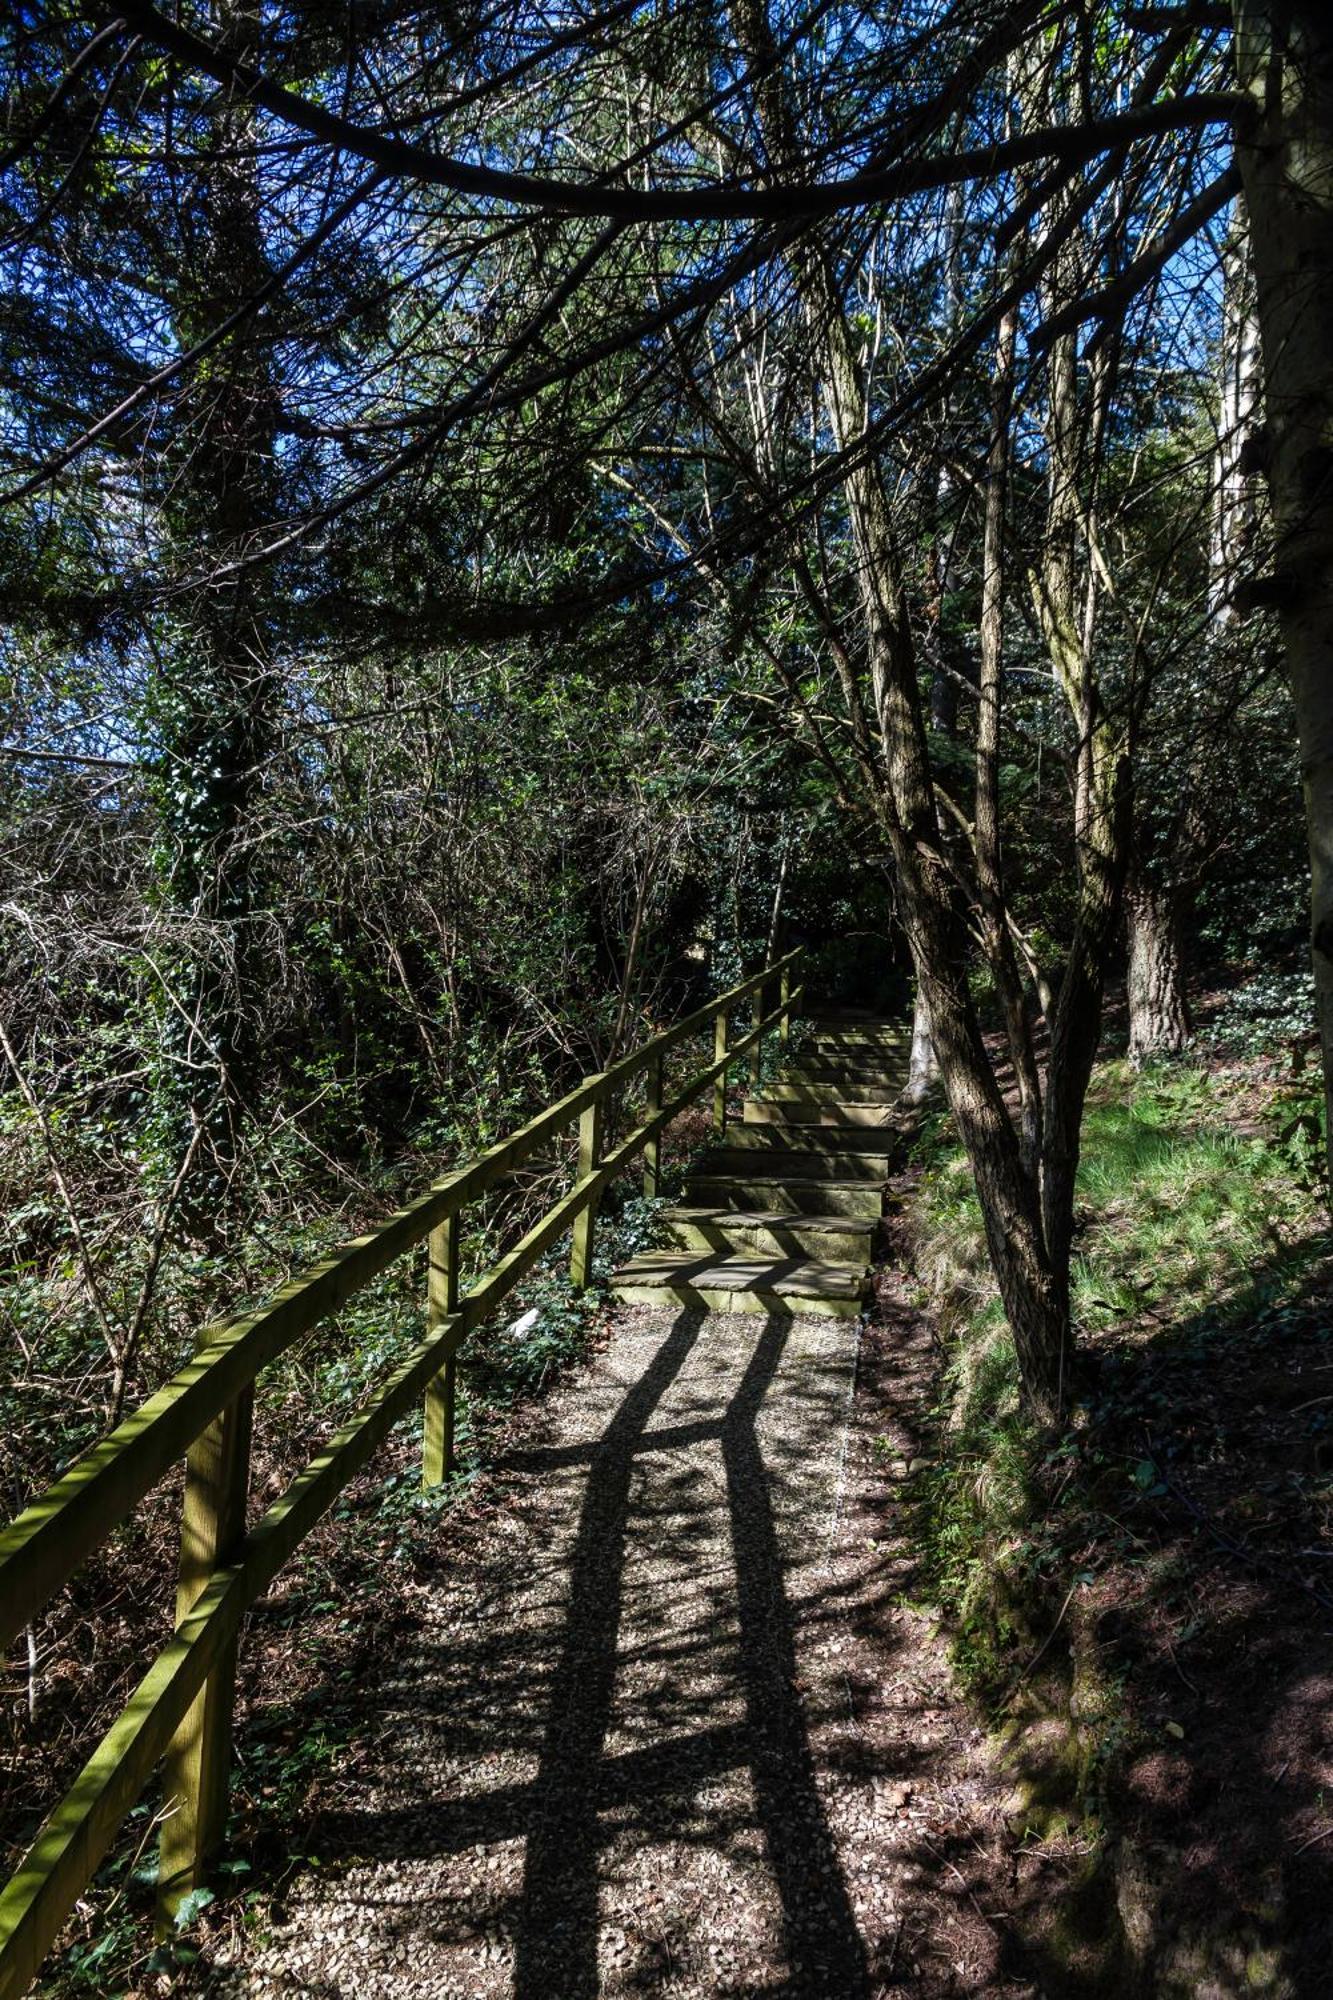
[909,1057,1326,1702]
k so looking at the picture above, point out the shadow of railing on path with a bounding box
[719,1318,869,2000]
[511,1308,869,2000]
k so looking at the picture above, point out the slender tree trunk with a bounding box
[1126,874,1192,1062]
[1029,190,1130,1288]
[1210,191,1265,625]
[901,982,940,1105]
[815,239,1073,1417]
[1122,196,1258,1043]
[977,297,1043,1173]
[733,0,1073,1415]
[607,842,659,1063]
[764,831,791,962]
[924,465,963,737]
[1233,3,1333,1193]
[918,470,961,1096]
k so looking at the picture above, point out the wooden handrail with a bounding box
[0,947,802,1999]
[0,945,801,1657]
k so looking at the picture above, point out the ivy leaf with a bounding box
[172,1886,215,1929]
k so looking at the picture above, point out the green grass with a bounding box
[908,1057,1326,1697]
[1070,1062,1319,1333]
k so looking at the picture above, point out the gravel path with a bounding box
[232,1293,1034,1999]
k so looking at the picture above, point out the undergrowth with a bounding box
[909,1056,1326,1705]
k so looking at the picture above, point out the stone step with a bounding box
[754,1077,903,1103]
[744,1097,899,1125]
[608,1006,906,1321]
[721,1122,896,1156]
[683,1176,883,1218]
[804,1008,889,1021]
[609,1251,867,1318]
[785,1056,906,1081]
[757,1077,896,1098]
[699,1146,888,1182]
[803,1024,908,1048]
[800,1016,904,1032]
[802,1040,907,1058]
[660,1206,875,1262]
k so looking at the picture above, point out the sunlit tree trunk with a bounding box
[902,982,940,1105]
[1210,192,1265,625]
[1126,873,1192,1063]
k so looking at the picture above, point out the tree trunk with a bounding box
[1233,3,1333,1195]
[1126,876,1192,1063]
[1029,211,1130,1296]
[977,294,1043,1175]
[901,982,940,1105]
[1209,191,1265,624]
[915,935,1074,1414]
[161,0,278,1153]
[732,0,1073,1417]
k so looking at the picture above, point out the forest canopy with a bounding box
[8,6,1333,1988]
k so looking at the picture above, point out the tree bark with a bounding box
[1209,190,1265,624]
[1126,875,1192,1062]
[1025,111,1132,1291]
[1233,3,1333,1194]
[161,0,279,1150]
[901,982,940,1105]
[977,294,1043,1174]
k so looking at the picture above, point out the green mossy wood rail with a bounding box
[0,950,803,2000]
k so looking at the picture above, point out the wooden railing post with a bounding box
[157,1382,253,1925]
[570,1086,605,1288]
[422,1215,459,1488]
[750,979,766,1090]
[643,1052,663,1199]
[713,1006,729,1133]
[780,962,792,1045]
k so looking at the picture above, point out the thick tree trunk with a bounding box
[1234,4,1333,1195]
[1126,877,1192,1063]
[163,0,278,1151]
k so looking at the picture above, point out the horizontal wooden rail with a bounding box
[0,945,801,1660]
[0,948,802,1999]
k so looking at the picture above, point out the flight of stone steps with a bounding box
[609,1013,908,1317]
